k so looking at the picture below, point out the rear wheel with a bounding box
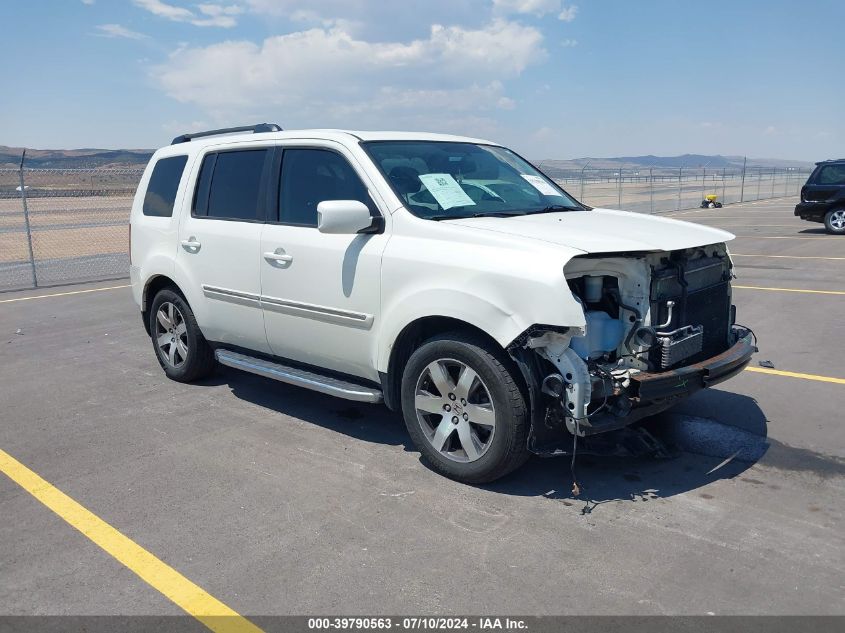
[401,332,529,483]
[149,288,216,382]
[824,208,845,235]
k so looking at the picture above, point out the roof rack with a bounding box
[171,123,283,145]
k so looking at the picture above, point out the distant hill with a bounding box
[0,146,153,169]
[1,145,815,173]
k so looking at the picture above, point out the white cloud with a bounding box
[134,0,193,21]
[497,96,516,110]
[245,0,367,15]
[81,0,96,5]
[243,1,488,40]
[493,0,578,20]
[95,24,149,40]
[560,38,577,46]
[493,0,560,15]
[151,20,544,129]
[195,3,244,27]
[133,0,243,28]
[558,4,578,21]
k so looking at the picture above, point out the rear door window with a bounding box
[143,155,188,217]
[193,149,270,221]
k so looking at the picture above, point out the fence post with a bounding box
[721,167,726,202]
[617,168,622,208]
[756,169,761,200]
[649,167,654,214]
[739,156,747,203]
[771,168,776,198]
[18,150,38,288]
[677,166,682,211]
[579,162,590,202]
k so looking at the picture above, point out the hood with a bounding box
[446,208,734,254]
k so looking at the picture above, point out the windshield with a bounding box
[362,141,582,220]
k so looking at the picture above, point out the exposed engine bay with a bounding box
[510,243,756,453]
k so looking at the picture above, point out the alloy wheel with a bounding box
[414,358,496,463]
[155,302,188,368]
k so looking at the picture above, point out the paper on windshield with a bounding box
[521,174,559,197]
[418,173,476,210]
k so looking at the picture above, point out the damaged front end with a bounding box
[509,243,757,455]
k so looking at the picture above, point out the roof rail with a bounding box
[171,123,283,145]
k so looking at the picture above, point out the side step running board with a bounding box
[215,349,383,403]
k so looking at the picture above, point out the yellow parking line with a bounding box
[0,284,130,303]
[0,449,263,633]
[732,254,845,261]
[675,216,794,220]
[733,285,845,295]
[732,235,841,240]
[746,367,845,385]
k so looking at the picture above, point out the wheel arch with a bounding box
[141,275,185,335]
[381,315,523,411]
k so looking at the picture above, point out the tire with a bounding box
[149,288,216,382]
[400,332,530,484]
[715,202,723,208]
[823,208,845,235]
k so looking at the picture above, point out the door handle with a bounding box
[181,237,201,251]
[264,251,293,263]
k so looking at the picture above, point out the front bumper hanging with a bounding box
[630,329,756,401]
[522,328,757,455]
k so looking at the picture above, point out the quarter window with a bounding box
[817,164,845,186]
[142,155,188,217]
[194,149,269,221]
[279,149,373,226]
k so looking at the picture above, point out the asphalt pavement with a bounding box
[0,198,842,621]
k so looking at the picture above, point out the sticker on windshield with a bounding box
[520,174,559,197]
[418,173,476,210]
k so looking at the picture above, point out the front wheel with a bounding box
[401,333,530,483]
[149,288,216,382]
[824,208,845,235]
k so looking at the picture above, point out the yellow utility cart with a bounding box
[700,194,723,209]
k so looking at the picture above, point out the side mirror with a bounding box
[317,200,382,234]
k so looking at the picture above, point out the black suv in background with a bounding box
[795,159,845,234]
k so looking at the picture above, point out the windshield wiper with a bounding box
[524,204,581,215]
[428,214,474,221]
[428,207,579,221]
[428,211,522,220]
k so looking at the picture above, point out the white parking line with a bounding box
[0,284,130,304]
[731,254,845,261]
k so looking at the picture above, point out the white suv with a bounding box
[130,124,755,483]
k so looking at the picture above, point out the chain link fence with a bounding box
[0,160,809,293]
[1,166,143,292]
[545,165,810,214]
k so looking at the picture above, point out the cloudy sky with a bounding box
[1,0,842,160]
